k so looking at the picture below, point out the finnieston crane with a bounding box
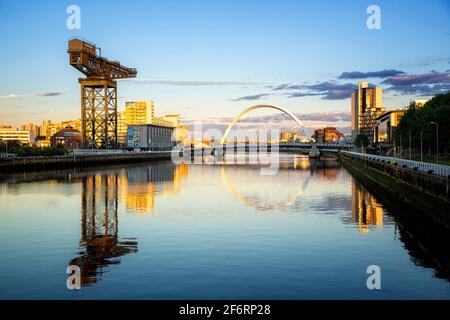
[68,39,137,148]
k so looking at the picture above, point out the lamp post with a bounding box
[409,131,411,160]
[430,122,438,163]
[420,130,423,162]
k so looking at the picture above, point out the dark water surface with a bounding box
[0,153,449,299]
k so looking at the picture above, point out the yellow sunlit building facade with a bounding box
[0,128,34,144]
[117,101,187,146]
[351,81,385,142]
[351,181,384,234]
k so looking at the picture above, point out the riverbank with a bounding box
[339,152,450,229]
[0,151,172,172]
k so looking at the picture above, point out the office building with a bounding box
[374,110,405,145]
[0,128,34,144]
[351,81,385,142]
[20,123,40,142]
[118,101,182,146]
[127,124,174,151]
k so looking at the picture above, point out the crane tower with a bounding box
[68,39,137,148]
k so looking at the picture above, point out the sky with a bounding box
[0,0,449,134]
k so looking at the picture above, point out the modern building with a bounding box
[0,128,35,144]
[117,101,178,145]
[50,127,82,149]
[127,124,174,151]
[374,109,405,145]
[117,101,155,145]
[351,81,385,143]
[313,127,344,143]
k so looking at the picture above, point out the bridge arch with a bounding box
[220,104,310,144]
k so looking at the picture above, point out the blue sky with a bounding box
[0,0,449,132]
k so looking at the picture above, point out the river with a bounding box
[0,153,449,299]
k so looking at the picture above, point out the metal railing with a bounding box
[341,151,450,177]
[0,153,16,158]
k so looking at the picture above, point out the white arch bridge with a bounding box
[220,104,311,145]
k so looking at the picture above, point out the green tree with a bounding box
[354,134,369,153]
[396,91,450,160]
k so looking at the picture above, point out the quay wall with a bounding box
[339,152,450,228]
[0,152,172,172]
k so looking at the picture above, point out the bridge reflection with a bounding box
[220,157,341,212]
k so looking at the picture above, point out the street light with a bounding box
[430,122,438,163]
[420,130,423,162]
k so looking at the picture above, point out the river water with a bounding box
[0,153,449,299]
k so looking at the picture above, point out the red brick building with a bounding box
[313,127,344,143]
[50,127,82,149]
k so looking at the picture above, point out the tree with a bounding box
[354,134,369,153]
[396,91,450,158]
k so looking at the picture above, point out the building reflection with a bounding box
[123,163,188,213]
[351,179,384,233]
[68,162,188,286]
[349,177,450,280]
[70,173,138,286]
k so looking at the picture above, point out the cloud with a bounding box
[399,56,450,68]
[381,71,450,96]
[0,92,63,99]
[338,69,405,79]
[230,93,269,101]
[34,92,63,97]
[0,94,22,99]
[381,71,450,86]
[274,81,357,100]
[124,79,263,86]
[184,111,351,126]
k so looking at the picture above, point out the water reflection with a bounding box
[351,180,384,234]
[0,155,449,297]
[123,163,188,213]
[220,158,340,212]
[70,173,138,286]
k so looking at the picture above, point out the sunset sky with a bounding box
[0,0,449,133]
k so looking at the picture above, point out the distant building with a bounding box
[351,81,385,143]
[280,131,297,142]
[173,125,189,145]
[20,123,40,142]
[60,119,81,131]
[374,110,405,145]
[161,114,180,127]
[0,128,34,144]
[127,124,174,151]
[313,127,344,143]
[50,127,82,149]
[41,120,61,143]
[408,99,429,110]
